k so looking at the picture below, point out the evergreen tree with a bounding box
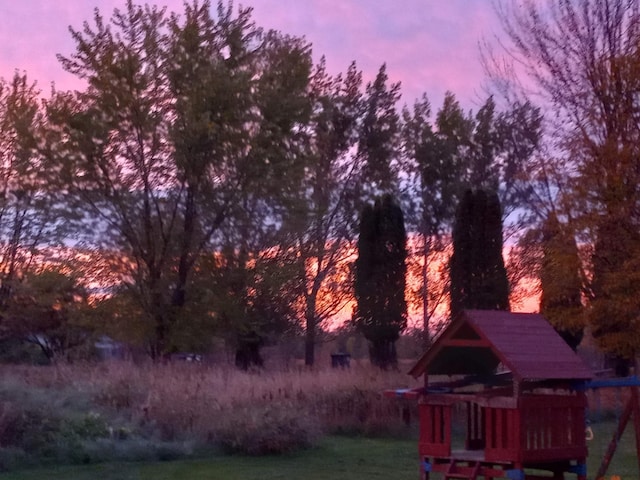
[449,189,509,317]
[353,195,407,369]
[539,213,585,351]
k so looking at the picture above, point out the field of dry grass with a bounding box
[0,360,422,470]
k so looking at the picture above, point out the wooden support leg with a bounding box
[596,390,633,479]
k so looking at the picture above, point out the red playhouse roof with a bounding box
[408,310,592,382]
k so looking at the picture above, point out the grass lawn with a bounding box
[586,418,640,478]
[4,421,639,480]
[1,436,419,480]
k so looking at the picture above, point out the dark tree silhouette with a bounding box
[353,194,407,369]
[450,189,509,318]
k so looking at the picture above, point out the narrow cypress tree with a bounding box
[353,194,407,369]
[449,189,509,318]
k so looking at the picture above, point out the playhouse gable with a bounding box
[409,309,592,381]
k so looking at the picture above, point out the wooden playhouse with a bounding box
[396,310,593,480]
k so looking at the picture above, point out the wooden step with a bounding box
[444,460,481,480]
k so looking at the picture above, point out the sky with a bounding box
[0,0,502,112]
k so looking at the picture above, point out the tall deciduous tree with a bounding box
[47,1,312,358]
[402,93,540,344]
[402,93,471,346]
[294,59,364,366]
[353,194,407,369]
[449,189,509,318]
[359,64,402,199]
[0,73,68,308]
[495,0,640,362]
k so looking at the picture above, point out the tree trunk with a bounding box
[235,332,264,370]
[369,338,397,370]
[304,296,316,366]
[421,232,431,349]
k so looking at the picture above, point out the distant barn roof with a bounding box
[409,310,592,381]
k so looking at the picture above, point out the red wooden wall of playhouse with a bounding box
[418,394,587,463]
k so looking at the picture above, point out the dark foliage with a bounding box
[539,213,585,351]
[449,189,509,318]
[589,216,640,365]
[353,195,407,369]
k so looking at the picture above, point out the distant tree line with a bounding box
[1,0,638,370]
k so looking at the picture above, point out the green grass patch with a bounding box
[587,418,640,478]
[0,436,419,480]
[4,422,640,479]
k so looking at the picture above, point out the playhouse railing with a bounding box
[418,403,451,457]
[518,394,587,463]
[419,393,587,466]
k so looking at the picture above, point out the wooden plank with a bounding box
[506,409,517,450]
[434,405,442,443]
[522,446,588,463]
[495,408,503,449]
[520,394,586,409]
[444,405,451,446]
[485,408,494,449]
[419,441,450,457]
[423,393,517,409]
[442,339,491,347]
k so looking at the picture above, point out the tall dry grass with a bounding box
[0,360,421,461]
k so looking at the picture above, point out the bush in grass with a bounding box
[216,403,321,455]
[63,438,197,465]
[0,406,61,456]
[317,388,417,437]
[0,447,28,472]
[61,412,110,440]
[93,377,147,410]
[0,338,49,365]
[0,400,119,468]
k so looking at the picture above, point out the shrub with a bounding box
[316,388,417,437]
[93,378,146,410]
[215,403,321,455]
